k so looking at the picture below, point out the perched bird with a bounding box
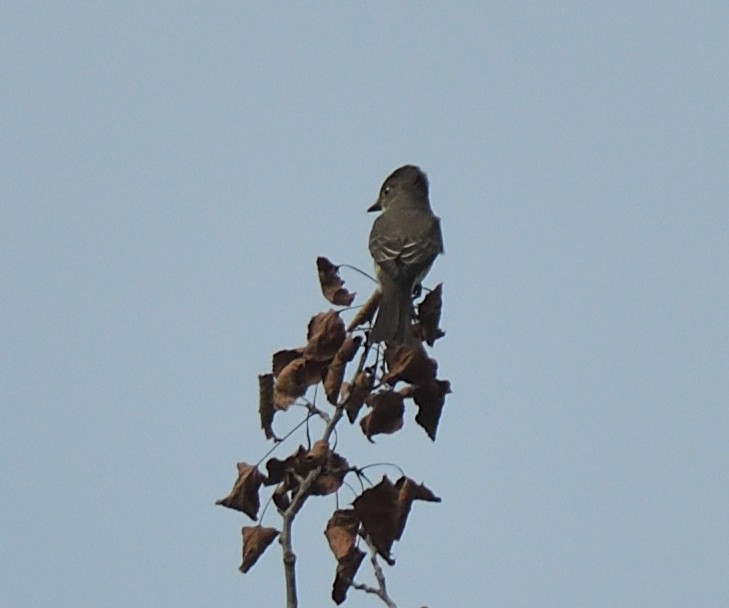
[367,165,444,345]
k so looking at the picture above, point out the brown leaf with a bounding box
[273,357,328,409]
[324,335,363,405]
[304,310,346,362]
[416,283,445,345]
[265,444,346,497]
[342,370,374,423]
[272,348,304,377]
[273,358,309,409]
[409,378,451,440]
[397,476,441,503]
[264,445,308,484]
[317,256,356,306]
[324,365,346,407]
[346,289,382,332]
[360,390,405,441]
[352,476,399,564]
[272,482,291,511]
[311,450,349,496]
[216,462,266,520]
[394,477,441,541]
[258,373,277,440]
[239,525,280,573]
[306,439,331,465]
[383,344,437,386]
[332,547,366,604]
[263,458,286,486]
[325,509,361,560]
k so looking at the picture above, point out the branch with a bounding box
[348,535,397,608]
[279,338,372,608]
[280,465,319,608]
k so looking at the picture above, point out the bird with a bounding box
[367,165,444,345]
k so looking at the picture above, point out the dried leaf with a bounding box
[324,364,345,407]
[324,335,362,405]
[273,357,327,409]
[416,283,445,345]
[264,445,307,484]
[264,458,286,486]
[258,373,277,440]
[239,525,280,573]
[347,289,382,332]
[325,509,361,560]
[360,390,405,441]
[394,477,441,540]
[353,476,399,564]
[383,344,437,386]
[304,310,346,362]
[397,476,440,503]
[265,444,346,497]
[272,348,304,377]
[311,450,349,496]
[216,462,266,520]
[338,335,363,361]
[342,370,374,423]
[272,482,291,511]
[408,378,451,440]
[273,358,309,409]
[332,547,366,604]
[306,439,331,465]
[317,256,356,306]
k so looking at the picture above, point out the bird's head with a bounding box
[367,165,429,212]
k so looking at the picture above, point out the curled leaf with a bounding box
[258,373,277,440]
[383,344,437,386]
[326,509,366,604]
[304,310,346,362]
[394,476,441,540]
[272,481,291,511]
[402,378,451,440]
[216,462,266,520]
[311,450,349,496]
[265,443,347,498]
[332,547,366,604]
[264,445,308,485]
[273,358,309,409]
[360,390,405,441]
[342,370,374,423]
[306,439,331,465]
[324,335,362,405]
[239,525,280,573]
[317,257,356,306]
[416,283,445,345]
[347,289,382,332]
[352,476,399,564]
[273,357,327,409]
[325,509,361,561]
[272,348,304,377]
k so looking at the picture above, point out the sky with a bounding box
[2,2,728,607]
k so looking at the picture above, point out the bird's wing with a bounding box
[369,214,443,290]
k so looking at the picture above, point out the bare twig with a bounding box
[338,263,377,284]
[280,465,320,608]
[348,534,397,608]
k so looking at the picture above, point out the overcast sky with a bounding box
[3,3,728,607]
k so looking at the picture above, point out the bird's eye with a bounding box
[382,186,391,196]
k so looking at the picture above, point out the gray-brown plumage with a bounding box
[367,165,444,344]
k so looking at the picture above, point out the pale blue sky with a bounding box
[2,3,728,607]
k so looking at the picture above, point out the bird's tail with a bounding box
[369,279,417,345]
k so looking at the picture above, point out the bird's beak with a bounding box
[367,200,381,212]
